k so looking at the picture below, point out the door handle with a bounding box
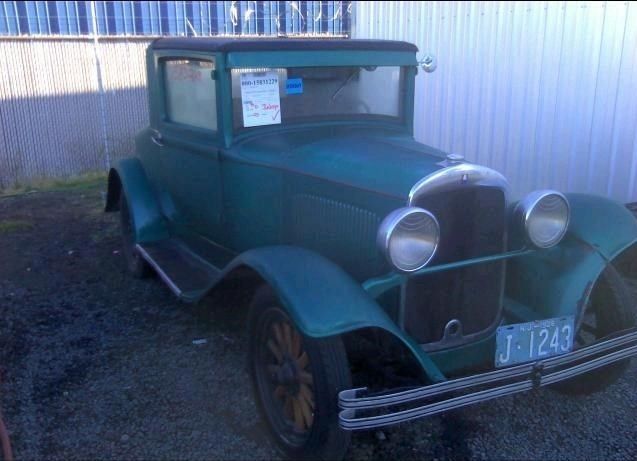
[150,129,164,147]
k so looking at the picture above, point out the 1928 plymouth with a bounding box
[105,37,637,460]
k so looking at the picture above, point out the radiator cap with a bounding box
[446,153,465,164]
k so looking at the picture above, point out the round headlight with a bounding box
[377,207,440,272]
[517,190,570,248]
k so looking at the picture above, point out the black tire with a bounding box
[248,286,352,461]
[552,264,635,395]
[119,192,151,278]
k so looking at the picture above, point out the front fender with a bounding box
[222,246,445,381]
[566,193,637,260]
[506,193,637,321]
[105,158,168,243]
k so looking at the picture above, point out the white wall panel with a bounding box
[354,1,637,202]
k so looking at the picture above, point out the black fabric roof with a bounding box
[151,37,418,53]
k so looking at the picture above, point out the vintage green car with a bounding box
[105,37,637,459]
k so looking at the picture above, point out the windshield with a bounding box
[231,66,405,130]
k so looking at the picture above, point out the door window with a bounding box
[162,58,217,131]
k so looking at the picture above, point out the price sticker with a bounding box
[240,71,281,127]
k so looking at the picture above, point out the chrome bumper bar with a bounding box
[339,329,637,430]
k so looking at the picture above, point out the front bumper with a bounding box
[339,328,637,430]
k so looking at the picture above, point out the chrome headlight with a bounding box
[377,207,440,272]
[517,190,570,248]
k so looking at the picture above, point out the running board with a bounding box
[136,240,220,302]
[338,328,637,430]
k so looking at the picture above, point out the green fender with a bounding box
[566,193,637,260]
[506,193,637,321]
[105,158,168,243]
[222,245,445,381]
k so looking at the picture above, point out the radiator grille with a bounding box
[405,186,506,347]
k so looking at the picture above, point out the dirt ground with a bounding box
[1,182,636,460]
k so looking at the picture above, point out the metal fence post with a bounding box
[90,0,110,171]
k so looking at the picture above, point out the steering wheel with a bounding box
[330,96,371,114]
[353,99,371,114]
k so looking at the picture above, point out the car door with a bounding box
[153,52,223,241]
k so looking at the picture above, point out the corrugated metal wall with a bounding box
[0,1,351,36]
[0,2,352,188]
[354,1,637,203]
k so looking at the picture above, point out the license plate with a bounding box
[495,316,575,368]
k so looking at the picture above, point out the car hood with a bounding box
[230,126,447,199]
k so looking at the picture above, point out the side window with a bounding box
[162,58,217,131]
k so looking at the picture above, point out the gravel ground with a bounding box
[1,183,636,460]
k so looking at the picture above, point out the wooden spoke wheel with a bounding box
[248,287,351,460]
[264,319,315,434]
[552,264,635,395]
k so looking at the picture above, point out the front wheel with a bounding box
[552,264,635,395]
[248,287,352,460]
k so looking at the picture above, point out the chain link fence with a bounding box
[0,36,150,188]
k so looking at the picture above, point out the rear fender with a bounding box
[506,193,637,322]
[104,158,168,243]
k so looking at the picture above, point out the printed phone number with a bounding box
[241,78,277,87]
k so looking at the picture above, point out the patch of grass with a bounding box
[0,172,107,198]
[0,219,33,234]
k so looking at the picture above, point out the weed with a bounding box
[0,172,107,198]
[0,220,33,234]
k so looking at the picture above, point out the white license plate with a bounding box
[495,316,575,368]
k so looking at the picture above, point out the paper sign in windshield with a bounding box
[240,71,281,127]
